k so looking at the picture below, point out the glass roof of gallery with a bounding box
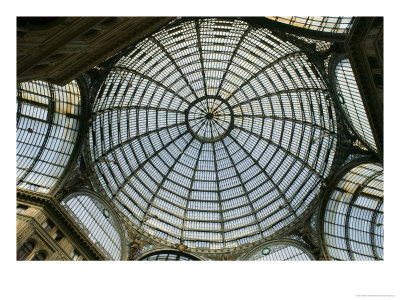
[87,17,338,251]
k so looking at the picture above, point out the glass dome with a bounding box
[88,18,337,251]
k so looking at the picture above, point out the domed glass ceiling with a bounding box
[89,18,337,250]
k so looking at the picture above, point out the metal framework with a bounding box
[332,55,378,153]
[138,249,201,261]
[242,238,315,261]
[87,17,338,252]
[60,189,126,260]
[321,163,383,260]
[267,17,354,34]
[17,80,82,194]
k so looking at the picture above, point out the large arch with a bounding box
[138,249,202,261]
[330,54,378,153]
[319,161,383,260]
[60,189,128,260]
[16,78,88,194]
[241,238,315,261]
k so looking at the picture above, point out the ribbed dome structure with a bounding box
[88,18,337,251]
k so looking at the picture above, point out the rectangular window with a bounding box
[42,220,55,232]
[17,204,29,214]
[71,249,80,261]
[54,230,64,242]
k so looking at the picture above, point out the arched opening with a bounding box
[17,241,35,261]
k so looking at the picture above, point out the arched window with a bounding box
[17,241,35,261]
[31,252,46,261]
[139,250,200,261]
[242,239,315,261]
[16,80,82,194]
[61,191,123,260]
[334,58,377,152]
[322,163,383,260]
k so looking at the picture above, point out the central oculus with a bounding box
[205,112,213,120]
[185,96,234,142]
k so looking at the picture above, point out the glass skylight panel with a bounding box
[245,240,315,261]
[323,163,383,260]
[335,59,377,152]
[89,18,337,250]
[267,17,354,34]
[61,193,122,260]
[140,251,198,261]
[17,80,81,194]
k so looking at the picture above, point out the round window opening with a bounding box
[186,96,234,142]
[103,208,111,218]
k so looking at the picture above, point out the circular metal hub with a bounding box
[185,96,234,142]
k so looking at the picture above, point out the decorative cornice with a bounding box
[17,189,106,260]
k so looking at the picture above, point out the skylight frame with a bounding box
[87,17,338,252]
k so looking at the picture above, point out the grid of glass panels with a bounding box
[187,98,233,141]
[140,250,199,261]
[17,80,81,193]
[61,193,122,260]
[89,18,337,250]
[244,240,314,261]
[267,16,354,34]
[323,163,383,260]
[334,59,377,152]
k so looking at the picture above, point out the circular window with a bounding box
[89,18,337,251]
[186,96,233,142]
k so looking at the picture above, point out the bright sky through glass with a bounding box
[245,241,314,261]
[61,193,122,260]
[323,163,383,260]
[267,16,354,34]
[89,18,338,250]
[335,59,377,152]
[17,80,81,193]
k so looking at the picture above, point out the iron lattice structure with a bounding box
[321,163,383,260]
[241,239,316,261]
[16,17,383,261]
[16,80,83,194]
[87,17,338,252]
